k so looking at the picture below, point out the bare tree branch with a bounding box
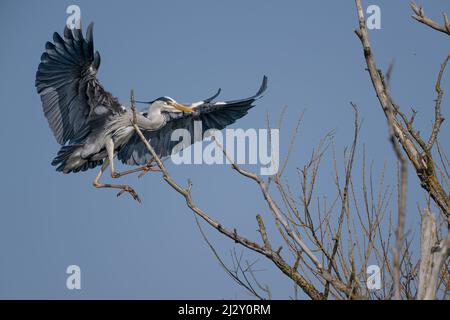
[411,2,450,36]
[428,54,450,150]
[418,209,450,299]
[325,103,360,298]
[192,212,267,299]
[213,135,362,298]
[129,94,331,300]
[354,0,449,220]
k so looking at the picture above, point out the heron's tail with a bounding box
[52,145,103,174]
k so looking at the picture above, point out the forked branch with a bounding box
[354,0,449,220]
[411,2,450,36]
[129,94,325,300]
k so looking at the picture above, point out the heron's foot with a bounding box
[116,185,141,203]
[111,172,121,179]
[138,162,161,178]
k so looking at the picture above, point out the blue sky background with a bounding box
[0,0,448,299]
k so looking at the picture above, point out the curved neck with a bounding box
[136,107,165,131]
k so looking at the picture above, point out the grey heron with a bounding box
[35,23,267,202]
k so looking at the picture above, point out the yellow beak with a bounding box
[171,102,193,113]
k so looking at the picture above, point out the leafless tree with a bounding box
[127,1,449,300]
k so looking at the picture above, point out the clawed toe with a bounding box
[138,162,160,178]
[116,186,141,203]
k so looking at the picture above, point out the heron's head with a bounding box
[148,96,193,113]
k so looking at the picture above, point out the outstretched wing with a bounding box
[118,76,267,165]
[35,23,124,145]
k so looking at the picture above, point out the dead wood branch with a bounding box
[411,2,450,36]
[355,0,449,220]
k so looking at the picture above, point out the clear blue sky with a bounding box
[0,0,448,299]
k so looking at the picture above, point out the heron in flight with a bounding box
[35,23,267,202]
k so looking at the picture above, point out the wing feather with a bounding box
[118,76,267,165]
[36,23,123,145]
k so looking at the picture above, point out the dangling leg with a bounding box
[92,158,141,203]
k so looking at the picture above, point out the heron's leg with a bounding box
[92,158,141,203]
[110,158,161,178]
[105,138,120,179]
[105,138,159,179]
